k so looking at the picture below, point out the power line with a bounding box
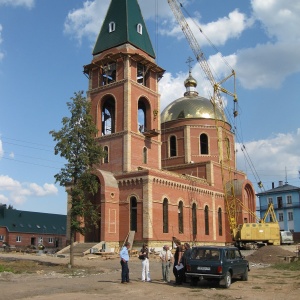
[1,156,61,170]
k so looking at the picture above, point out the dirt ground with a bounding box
[1,245,300,300]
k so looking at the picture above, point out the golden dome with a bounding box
[161,72,226,123]
[184,72,197,87]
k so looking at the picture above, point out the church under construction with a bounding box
[69,0,256,249]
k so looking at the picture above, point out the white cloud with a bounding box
[234,1,300,89]
[0,175,21,190]
[29,183,58,197]
[160,9,251,48]
[251,0,300,43]
[64,0,110,45]
[236,129,300,188]
[139,0,174,20]
[0,175,58,204]
[0,194,8,203]
[0,0,34,8]
[159,71,187,110]
[235,42,300,89]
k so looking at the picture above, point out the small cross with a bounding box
[186,57,194,72]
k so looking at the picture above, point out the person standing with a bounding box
[173,239,184,285]
[181,243,191,283]
[139,243,151,282]
[159,245,174,283]
[120,242,131,283]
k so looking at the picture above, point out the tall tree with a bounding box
[50,91,105,267]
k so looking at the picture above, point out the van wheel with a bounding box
[241,268,248,281]
[221,271,231,288]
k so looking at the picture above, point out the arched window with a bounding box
[130,196,137,232]
[192,203,197,235]
[170,135,177,157]
[138,97,151,133]
[143,147,147,164]
[218,207,223,236]
[204,205,209,235]
[178,201,183,234]
[138,99,146,132]
[200,133,209,154]
[109,21,116,33]
[137,23,143,34]
[103,146,109,163]
[102,97,115,135]
[163,198,168,233]
[225,137,230,159]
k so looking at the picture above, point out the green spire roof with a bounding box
[93,0,156,58]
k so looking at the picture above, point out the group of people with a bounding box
[119,239,191,285]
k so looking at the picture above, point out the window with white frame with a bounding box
[16,236,21,242]
[0,235,4,241]
[278,212,284,222]
[109,21,116,33]
[137,23,142,34]
[288,211,293,221]
[268,197,273,204]
[48,237,53,243]
[287,195,292,204]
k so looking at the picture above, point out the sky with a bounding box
[0,0,299,215]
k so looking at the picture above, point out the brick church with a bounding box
[71,0,256,249]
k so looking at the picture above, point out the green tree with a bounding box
[50,91,105,267]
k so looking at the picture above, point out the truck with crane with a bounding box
[167,0,284,249]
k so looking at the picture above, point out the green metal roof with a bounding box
[0,205,66,235]
[93,0,155,58]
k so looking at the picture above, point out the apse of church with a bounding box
[74,0,256,248]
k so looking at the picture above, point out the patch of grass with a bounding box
[272,260,300,271]
[0,265,15,273]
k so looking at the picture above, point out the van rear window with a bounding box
[191,248,220,260]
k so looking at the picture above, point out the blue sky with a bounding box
[0,0,299,215]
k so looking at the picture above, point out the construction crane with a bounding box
[167,0,281,248]
[168,0,239,234]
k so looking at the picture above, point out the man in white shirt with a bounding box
[159,245,174,283]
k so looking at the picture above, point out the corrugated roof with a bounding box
[92,0,155,58]
[256,183,300,196]
[0,206,66,235]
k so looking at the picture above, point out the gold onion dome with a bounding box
[161,71,226,123]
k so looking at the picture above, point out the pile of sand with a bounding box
[247,245,296,264]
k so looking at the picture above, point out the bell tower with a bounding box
[84,0,165,174]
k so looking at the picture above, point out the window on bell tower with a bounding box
[109,21,115,33]
[137,23,142,34]
[101,97,115,136]
[101,63,116,86]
